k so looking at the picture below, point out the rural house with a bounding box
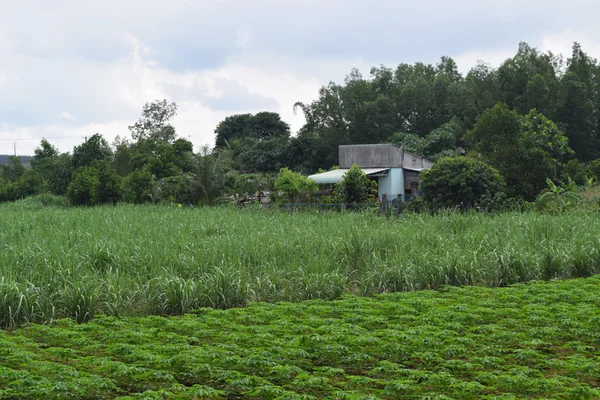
[308,144,432,201]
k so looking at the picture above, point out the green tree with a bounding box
[464,103,571,200]
[214,112,290,148]
[121,168,155,204]
[31,139,73,195]
[67,162,120,206]
[73,134,112,169]
[420,157,505,211]
[194,146,234,206]
[333,164,378,205]
[128,99,178,142]
[0,156,26,182]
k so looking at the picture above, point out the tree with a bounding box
[420,157,505,211]
[121,168,155,204]
[31,139,73,195]
[73,134,112,169]
[0,156,26,182]
[214,112,290,148]
[333,164,378,205]
[194,146,234,206]
[67,162,120,206]
[464,103,572,200]
[129,99,178,142]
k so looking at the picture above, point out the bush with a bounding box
[274,168,317,203]
[421,157,505,211]
[588,158,600,181]
[67,163,121,206]
[333,164,378,205]
[121,168,155,204]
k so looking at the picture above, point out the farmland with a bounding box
[1,276,600,399]
[2,201,600,328]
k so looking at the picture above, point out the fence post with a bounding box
[379,194,387,216]
[341,202,346,212]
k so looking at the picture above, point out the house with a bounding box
[307,144,432,201]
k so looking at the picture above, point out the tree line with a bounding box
[2,41,600,206]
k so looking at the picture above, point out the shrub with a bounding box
[121,168,155,204]
[67,163,121,206]
[333,164,378,205]
[274,168,317,203]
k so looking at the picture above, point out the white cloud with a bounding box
[58,112,75,120]
[3,0,600,155]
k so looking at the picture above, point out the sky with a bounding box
[1,0,600,155]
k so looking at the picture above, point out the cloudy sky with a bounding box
[1,0,600,155]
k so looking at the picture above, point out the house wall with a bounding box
[377,168,404,201]
[402,150,430,169]
[339,144,404,168]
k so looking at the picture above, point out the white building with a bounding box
[308,144,432,201]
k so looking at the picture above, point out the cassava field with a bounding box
[1,277,599,399]
[2,201,600,328]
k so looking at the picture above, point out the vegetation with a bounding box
[333,164,378,205]
[0,277,598,398]
[420,157,505,211]
[3,41,600,208]
[274,168,317,203]
[2,203,600,328]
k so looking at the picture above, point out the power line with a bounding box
[0,135,83,141]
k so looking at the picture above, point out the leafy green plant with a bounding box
[536,178,581,212]
[333,164,378,205]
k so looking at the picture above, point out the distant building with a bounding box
[0,155,33,167]
[308,144,432,201]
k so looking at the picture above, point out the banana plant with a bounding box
[536,178,581,212]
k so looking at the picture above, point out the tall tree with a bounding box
[214,112,290,148]
[464,103,572,200]
[128,99,178,142]
[72,134,112,169]
[556,43,599,161]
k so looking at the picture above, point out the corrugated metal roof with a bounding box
[308,168,389,184]
[403,167,425,172]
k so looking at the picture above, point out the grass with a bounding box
[1,201,600,327]
[1,276,599,399]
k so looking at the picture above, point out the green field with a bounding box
[1,276,599,399]
[2,202,600,328]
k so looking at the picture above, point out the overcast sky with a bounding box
[1,0,600,155]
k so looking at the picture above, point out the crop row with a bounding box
[2,203,600,327]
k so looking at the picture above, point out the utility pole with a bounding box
[13,142,16,156]
[82,136,88,143]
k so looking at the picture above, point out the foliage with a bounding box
[391,119,461,160]
[215,112,290,148]
[536,178,581,213]
[121,168,155,204]
[588,158,600,181]
[421,157,505,211]
[128,99,178,142]
[67,162,121,206]
[72,133,112,169]
[464,103,572,200]
[333,164,378,204]
[274,168,317,203]
[2,277,600,398]
[0,155,26,181]
[2,205,600,329]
